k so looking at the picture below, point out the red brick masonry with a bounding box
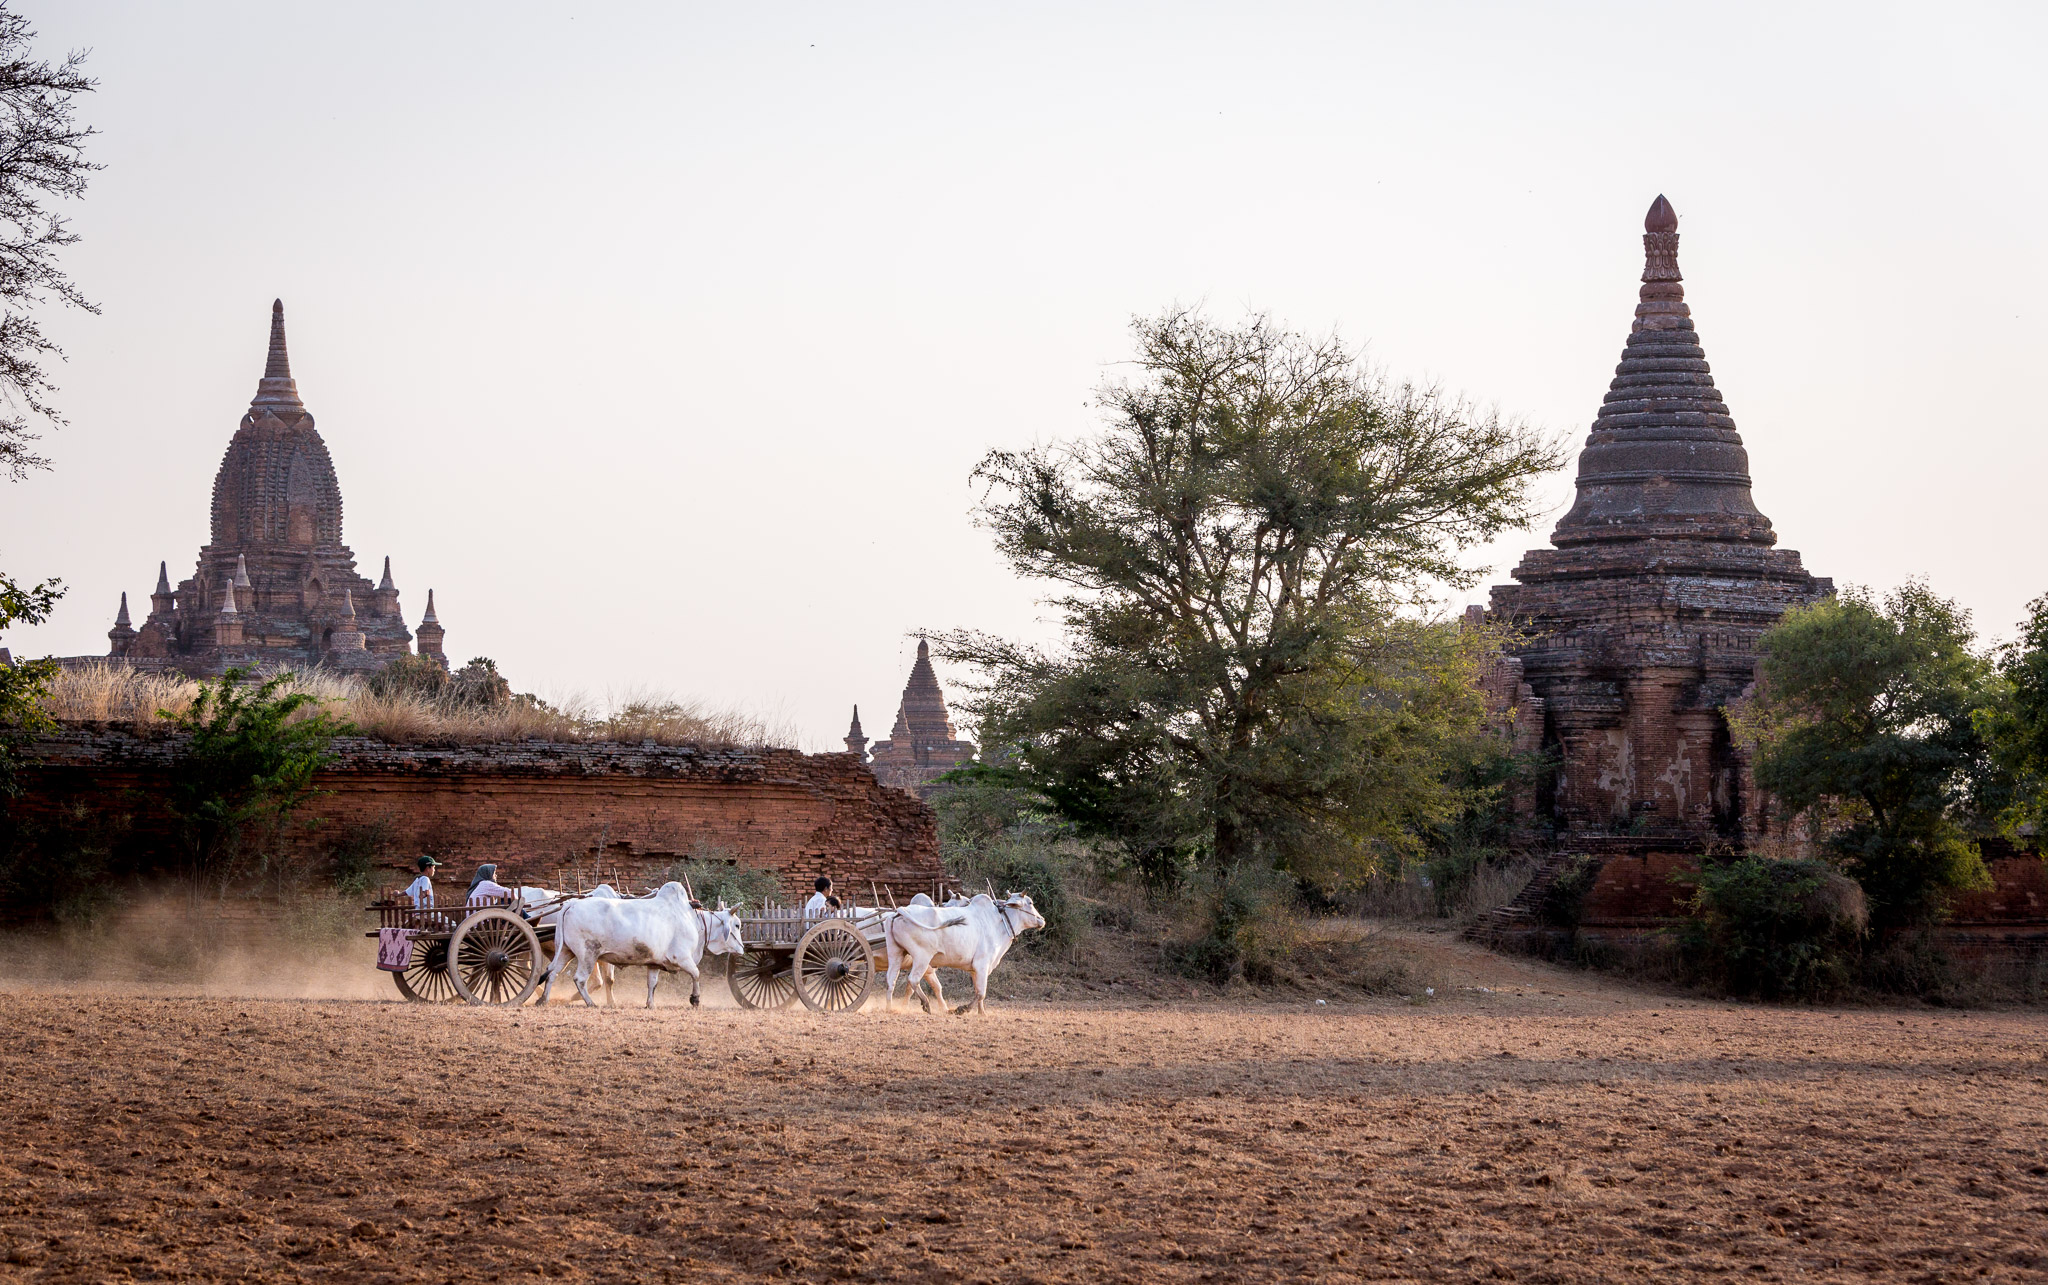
[17,727,945,898]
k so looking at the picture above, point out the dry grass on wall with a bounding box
[39,662,796,750]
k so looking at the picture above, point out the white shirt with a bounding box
[404,873,435,907]
[470,878,514,902]
[804,891,830,916]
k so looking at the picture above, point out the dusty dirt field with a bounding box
[2,931,2045,1283]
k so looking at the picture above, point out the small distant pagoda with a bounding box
[854,639,976,795]
[1486,196,1831,841]
[100,300,449,677]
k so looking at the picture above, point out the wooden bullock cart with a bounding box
[722,904,893,1014]
[369,894,547,1007]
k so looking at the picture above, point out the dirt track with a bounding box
[2,933,2045,1283]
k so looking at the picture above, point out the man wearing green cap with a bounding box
[404,855,442,908]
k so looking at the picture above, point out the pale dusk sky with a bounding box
[3,2,2042,746]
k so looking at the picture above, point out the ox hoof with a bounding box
[690,994,700,1007]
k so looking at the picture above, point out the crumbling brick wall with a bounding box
[14,727,946,901]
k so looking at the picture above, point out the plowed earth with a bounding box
[2,933,2045,1283]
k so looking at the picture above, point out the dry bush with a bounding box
[1348,852,1541,925]
[41,662,791,749]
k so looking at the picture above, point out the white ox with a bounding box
[883,892,1045,1015]
[542,882,743,1009]
[523,884,627,1005]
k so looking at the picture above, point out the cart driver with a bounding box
[805,875,834,917]
[404,855,441,907]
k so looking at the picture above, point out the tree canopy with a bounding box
[1736,583,2002,927]
[936,310,1564,887]
[1981,594,2048,841]
[0,2,97,480]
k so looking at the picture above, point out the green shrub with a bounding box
[932,774,1087,956]
[666,846,783,913]
[365,654,450,703]
[161,667,350,894]
[1540,854,1600,928]
[1166,863,1300,984]
[950,836,1081,955]
[448,658,513,710]
[1682,856,1867,1000]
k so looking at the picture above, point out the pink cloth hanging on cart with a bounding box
[376,927,414,971]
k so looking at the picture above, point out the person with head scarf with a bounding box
[467,863,515,904]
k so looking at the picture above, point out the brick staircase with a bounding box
[1466,834,1705,948]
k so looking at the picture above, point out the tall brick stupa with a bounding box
[864,639,976,795]
[1487,196,1831,840]
[104,301,449,677]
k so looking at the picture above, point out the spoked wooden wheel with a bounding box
[793,921,873,1014]
[447,909,544,1007]
[393,935,460,1003]
[726,948,798,1010]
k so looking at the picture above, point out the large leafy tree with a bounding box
[0,4,97,783]
[1980,593,2048,842]
[0,3,97,479]
[1737,583,2002,927]
[937,310,1563,888]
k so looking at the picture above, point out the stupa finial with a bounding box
[265,299,291,379]
[421,588,438,624]
[1642,195,1681,284]
[154,560,171,595]
[1645,194,1678,234]
[251,298,304,411]
[114,592,132,628]
[379,556,395,591]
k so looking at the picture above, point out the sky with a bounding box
[2,1,2043,749]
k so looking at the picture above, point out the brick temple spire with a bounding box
[844,705,869,760]
[148,561,174,619]
[1488,196,1831,841]
[102,298,432,676]
[108,593,136,657]
[1548,194,1776,548]
[867,637,976,794]
[216,577,243,647]
[251,299,304,413]
[415,589,446,669]
[895,639,956,742]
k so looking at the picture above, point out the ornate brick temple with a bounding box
[1485,196,1832,842]
[100,301,448,677]
[846,639,977,794]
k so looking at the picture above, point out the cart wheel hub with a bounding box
[487,949,509,969]
[826,959,849,980]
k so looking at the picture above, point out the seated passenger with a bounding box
[467,862,516,903]
[404,854,441,907]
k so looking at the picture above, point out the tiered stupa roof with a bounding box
[209,300,345,551]
[1550,194,1776,548]
[866,638,976,795]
